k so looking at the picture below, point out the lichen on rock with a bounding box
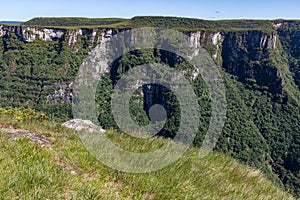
[62,119,105,133]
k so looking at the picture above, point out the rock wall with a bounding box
[0,25,113,47]
[221,30,283,94]
[0,25,286,105]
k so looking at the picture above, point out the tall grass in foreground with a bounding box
[0,112,295,199]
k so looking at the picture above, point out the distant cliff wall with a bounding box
[0,25,289,105]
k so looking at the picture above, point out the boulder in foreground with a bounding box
[62,119,105,133]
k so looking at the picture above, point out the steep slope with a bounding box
[277,21,300,90]
[0,108,295,199]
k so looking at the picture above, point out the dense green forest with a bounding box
[0,17,300,197]
[23,16,275,31]
[0,32,88,120]
[23,17,128,28]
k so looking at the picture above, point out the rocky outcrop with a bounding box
[221,30,283,94]
[187,31,224,58]
[62,119,105,133]
[0,25,114,47]
[0,25,66,42]
[22,27,65,42]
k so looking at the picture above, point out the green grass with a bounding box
[8,16,300,32]
[19,16,280,32]
[0,111,295,199]
[23,17,129,27]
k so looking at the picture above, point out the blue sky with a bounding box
[1,0,300,21]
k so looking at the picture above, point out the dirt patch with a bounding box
[0,126,54,147]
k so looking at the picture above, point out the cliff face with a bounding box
[0,25,285,94]
[0,25,66,42]
[0,25,288,105]
[221,31,283,94]
[277,22,300,90]
[0,25,114,50]
[0,26,115,107]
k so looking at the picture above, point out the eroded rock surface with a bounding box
[62,119,105,133]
